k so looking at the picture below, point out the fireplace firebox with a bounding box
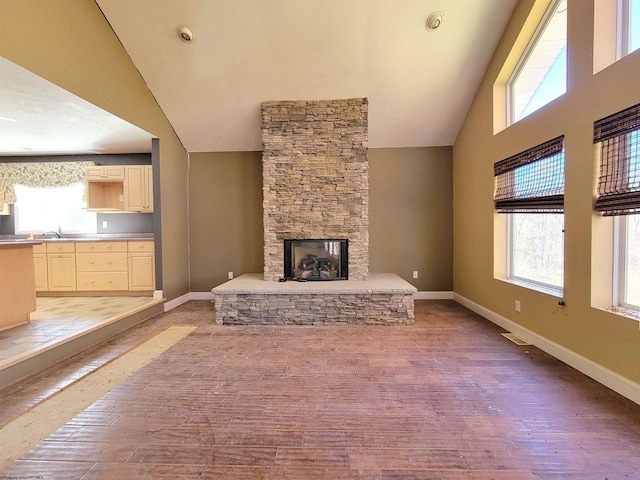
[284,239,348,281]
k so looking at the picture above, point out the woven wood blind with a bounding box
[594,103,640,216]
[494,136,565,213]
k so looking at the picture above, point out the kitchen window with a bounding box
[14,183,96,234]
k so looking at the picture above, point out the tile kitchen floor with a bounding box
[0,296,156,367]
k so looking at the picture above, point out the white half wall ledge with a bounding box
[453,293,640,407]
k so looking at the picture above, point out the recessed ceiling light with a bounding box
[426,12,444,31]
[177,24,194,43]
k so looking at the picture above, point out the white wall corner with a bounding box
[453,293,640,406]
[415,291,454,300]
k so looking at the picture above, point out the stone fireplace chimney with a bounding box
[261,98,369,281]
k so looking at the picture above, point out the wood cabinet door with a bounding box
[84,166,125,181]
[124,166,146,212]
[128,253,155,291]
[124,166,153,212]
[47,254,76,291]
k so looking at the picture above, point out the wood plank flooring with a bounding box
[1,300,639,479]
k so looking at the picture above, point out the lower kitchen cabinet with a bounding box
[128,241,155,291]
[46,242,76,291]
[76,242,128,291]
[35,240,154,295]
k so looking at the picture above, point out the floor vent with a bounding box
[501,332,531,346]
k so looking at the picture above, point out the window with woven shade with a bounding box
[494,136,565,214]
[594,102,640,216]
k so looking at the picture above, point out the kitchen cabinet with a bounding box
[76,242,128,291]
[128,241,155,291]
[35,240,155,294]
[46,242,76,291]
[124,166,154,212]
[85,166,126,212]
[33,243,48,291]
[0,242,38,330]
[84,166,125,181]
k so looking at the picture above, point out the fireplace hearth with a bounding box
[284,239,348,281]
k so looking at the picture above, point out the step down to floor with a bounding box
[0,300,165,390]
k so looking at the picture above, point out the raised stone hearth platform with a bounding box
[211,273,416,325]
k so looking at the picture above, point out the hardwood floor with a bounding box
[0,300,639,479]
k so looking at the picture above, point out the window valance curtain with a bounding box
[0,161,95,205]
[493,136,565,213]
[594,102,640,216]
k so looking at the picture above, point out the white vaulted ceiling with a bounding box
[0,1,519,155]
[95,0,518,152]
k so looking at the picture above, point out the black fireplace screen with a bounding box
[284,239,348,280]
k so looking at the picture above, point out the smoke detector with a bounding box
[178,25,194,43]
[426,12,444,31]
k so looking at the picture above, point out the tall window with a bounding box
[508,0,567,124]
[594,103,640,310]
[14,183,96,234]
[619,0,640,57]
[617,215,640,309]
[494,136,565,293]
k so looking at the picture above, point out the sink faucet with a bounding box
[42,226,62,238]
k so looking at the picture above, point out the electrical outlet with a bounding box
[228,272,234,280]
[412,271,418,279]
[515,300,521,312]
[102,221,108,229]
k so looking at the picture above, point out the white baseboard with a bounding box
[453,293,640,406]
[163,292,214,312]
[415,291,454,300]
[190,292,215,301]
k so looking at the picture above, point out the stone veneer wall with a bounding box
[261,98,369,281]
[215,293,414,326]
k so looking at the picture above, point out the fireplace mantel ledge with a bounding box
[211,273,417,295]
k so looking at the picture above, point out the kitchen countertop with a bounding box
[0,234,153,243]
[0,240,43,248]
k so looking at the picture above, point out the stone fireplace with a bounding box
[261,98,369,281]
[211,98,416,325]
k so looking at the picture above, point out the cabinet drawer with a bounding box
[46,242,75,254]
[76,253,128,272]
[76,241,127,253]
[77,272,128,291]
[128,241,154,253]
[32,243,47,254]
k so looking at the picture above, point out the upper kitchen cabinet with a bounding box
[85,165,125,181]
[124,165,153,213]
[85,165,153,213]
[85,166,126,211]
